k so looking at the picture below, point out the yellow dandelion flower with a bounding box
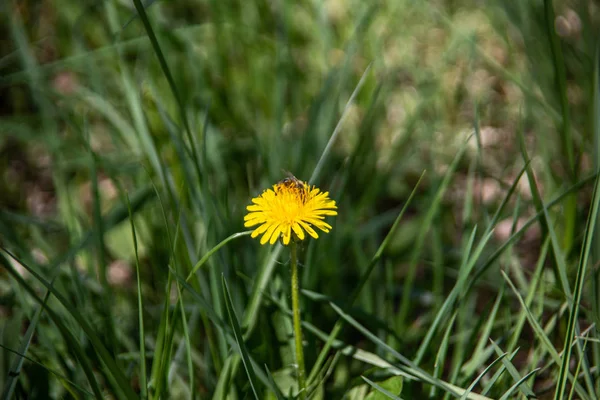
[244,176,338,245]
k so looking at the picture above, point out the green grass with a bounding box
[1,0,600,398]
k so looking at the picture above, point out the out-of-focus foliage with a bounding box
[1,0,600,398]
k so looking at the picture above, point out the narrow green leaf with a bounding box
[430,312,457,399]
[592,32,600,396]
[502,271,589,399]
[310,63,372,184]
[307,171,425,385]
[397,143,467,328]
[498,369,540,400]
[126,194,147,398]
[554,155,600,399]
[460,352,508,400]
[473,173,597,286]
[130,0,199,170]
[186,231,252,281]
[327,301,459,396]
[264,365,286,400]
[481,349,518,397]
[518,123,571,300]
[1,289,51,400]
[489,339,535,398]
[1,253,104,399]
[462,285,505,376]
[222,276,261,399]
[1,250,138,399]
[362,376,404,400]
[0,343,95,398]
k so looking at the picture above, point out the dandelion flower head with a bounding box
[244,176,338,245]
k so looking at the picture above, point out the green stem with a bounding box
[290,241,307,399]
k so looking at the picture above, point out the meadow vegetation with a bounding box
[1,1,600,399]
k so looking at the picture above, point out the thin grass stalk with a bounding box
[290,241,307,399]
[591,37,600,396]
[554,169,600,399]
[126,195,147,399]
[544,0,577,255]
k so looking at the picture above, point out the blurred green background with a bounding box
[2,0,600,399]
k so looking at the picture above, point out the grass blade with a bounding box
[186,231,252,281]
[489,339,535,398]
[1,289,51,400]
[264,365,286,400]
[1,253,104,399]
[502,270,589,399]
[307,171,425,384]
[592,30,600,399]
[460,352,508,400]
[130,0,198,169]
[361,376,404,400]
[498,369,540,400]
[327,301,460,397]
[126,194,147,398]
[397,143,467,329]
[1,250,138,399]
[554,160,600,399]
[222,275,262,399]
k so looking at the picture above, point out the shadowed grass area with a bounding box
[1,0,600,399]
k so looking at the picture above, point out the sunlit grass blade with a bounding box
[498,369,540,400]
[186,231,252,280]
[462,285,504,377]
[310,63,372,184]
[480,349,518,397]
[429,312,456,399]
[506,238,550,353]
[212,360,233,400]
[222,276,261,399]
[489,339,535,398]
[568,335,590,400]
[459,352,508,400]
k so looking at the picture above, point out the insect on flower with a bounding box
[279,172,306,190]
[244,174,337,245]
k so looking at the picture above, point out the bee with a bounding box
[279,171,306,191]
